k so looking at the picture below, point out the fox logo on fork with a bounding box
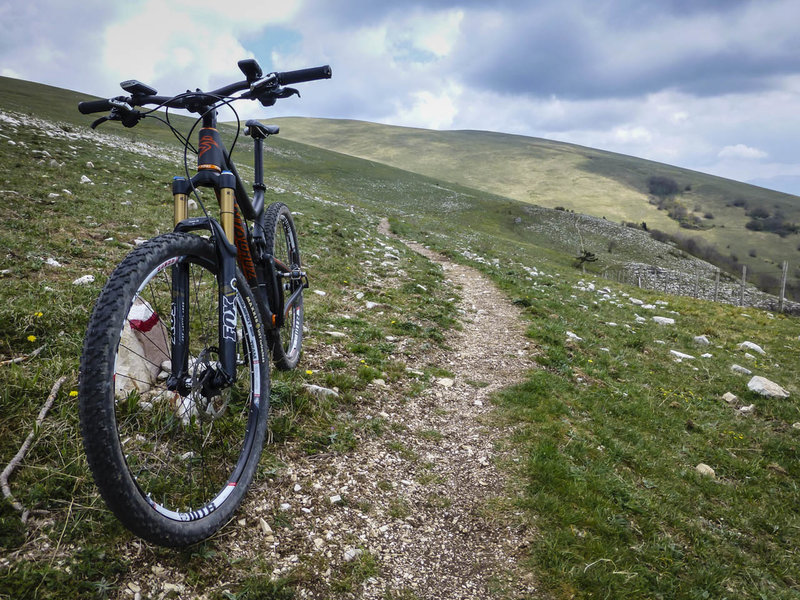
[221,278,238,342]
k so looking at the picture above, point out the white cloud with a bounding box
[718,144,768,160]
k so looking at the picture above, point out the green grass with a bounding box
[1,77,800,599]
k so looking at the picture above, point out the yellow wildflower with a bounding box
[27,335,37,342]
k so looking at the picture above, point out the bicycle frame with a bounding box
[166,110,291,397]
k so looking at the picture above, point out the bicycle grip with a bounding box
[78,99,114,114]
[276,65,332,85]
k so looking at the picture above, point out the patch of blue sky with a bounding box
[241,26,302,71]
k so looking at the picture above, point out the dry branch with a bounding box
[1,375,67,522]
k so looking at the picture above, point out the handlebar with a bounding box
[77,62,332,118]
[275,65,332,86]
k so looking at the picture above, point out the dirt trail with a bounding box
[120,220,540,599]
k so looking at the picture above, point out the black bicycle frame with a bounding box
[166,109,277,397]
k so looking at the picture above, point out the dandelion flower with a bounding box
[69,391,78,397]
[305,370,313,375]
[27,335,37,342]
[34,312,43,318]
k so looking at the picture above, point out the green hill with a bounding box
[272,117,800,297]
[1,76,800,600]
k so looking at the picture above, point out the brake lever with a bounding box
[90,117,110,129]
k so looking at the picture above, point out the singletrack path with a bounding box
[121,219,540,599]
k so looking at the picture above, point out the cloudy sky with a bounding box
[3,0,800,195]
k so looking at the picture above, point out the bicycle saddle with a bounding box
[245,120,279,139]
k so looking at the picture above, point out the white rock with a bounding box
[701,353,713,358]
[371,378,387,387]
[670,350,695,360]
[629,298,644,306]
[566,331,583,342]
[187,198,198,209]
[747,376,789,398]
[365,301,380,309]
[738,341,765,355]
[86,161,94,168]
[313,538,325,549]
[344,548,363,562]
[325,331,346,338]
[303,384,339,399]
[293,484,301,492]
[436,377,455,388]
[731,364,752,375]
[739,404,756,414]
[313,290,327,296]
[694,335,710,345]
[330,495,342,504]
[45,257,62,267]
[133,237,148,246]
[722,392,738,404]
[696,463,715,478]
[652,316,675,325]
[80,175,92,184]
[72,274,95,285]
[280,503,291,511]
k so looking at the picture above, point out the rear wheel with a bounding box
[78,233,269,547]
[264,202,303,370]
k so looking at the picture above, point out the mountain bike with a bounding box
[76,59,331,547]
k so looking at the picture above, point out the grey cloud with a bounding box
[451,0,800,99]
[1,0,120,95]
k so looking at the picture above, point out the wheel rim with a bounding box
[112,256,262,521]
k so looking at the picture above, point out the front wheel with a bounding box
[78,233,269,547]
[264,202,304,370]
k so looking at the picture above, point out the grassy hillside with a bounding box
[1,78,799,599]
[272,117,800,297]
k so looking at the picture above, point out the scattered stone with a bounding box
[72,274,94,285]
[670,350,695,361]
[730,364,752,375]
[792,423,800,430]
[701,353,713,358]
[371,378,387,387]
[696,463,716,478]
[86,161,94,168]
[694,335,710,345]
[747,376,789,398]
[344,548,363,562]
[330,495,342,504]
[279,503,291,511]
[313,290,327,296]
[325,331,346,338]
[44,257,62,267]
[80,175,92,184]
[629,298,644,306]
[133,237,148,246]
[566,331,583,342]
[436,377,455,388]
[303,384,339,400]
[739,404,756,414]
[722,392,738,404]
[652,316,675,325]
[188,198,198,209]
[365,301,380,309]
[738,341,766,355]
[313,538,325,549]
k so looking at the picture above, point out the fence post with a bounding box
[713,269,720,303]
[779,260,788,313]
[739,265,747,306]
